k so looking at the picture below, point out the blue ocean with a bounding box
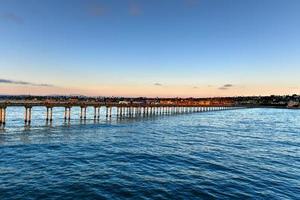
[0,108,299,199]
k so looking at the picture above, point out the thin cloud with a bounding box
[223,84,233,88]
[129,2,142,16]
[0,13,23,24]
[218,84,234,90]
[193,86,198,89]
[218,87,228,90]
[0,79,54,87]
[154,83,163,86]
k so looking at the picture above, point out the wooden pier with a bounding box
[0,100,241,129]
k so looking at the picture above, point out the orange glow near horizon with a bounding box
[0,84,299,98]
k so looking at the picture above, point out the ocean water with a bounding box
[0,108,299,199]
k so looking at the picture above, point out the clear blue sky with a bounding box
[0,0,299,97]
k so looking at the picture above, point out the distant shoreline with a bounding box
[0,95,299,109]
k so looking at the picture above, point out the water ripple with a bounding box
[0,108,300,199]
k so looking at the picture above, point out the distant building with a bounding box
[132,101,144,104]
[159,100,173,105]
[118,101,130,104]
[287,101,299,108]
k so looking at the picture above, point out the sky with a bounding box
[0,0,300,97]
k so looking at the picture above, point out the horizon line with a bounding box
[0,93,299,99]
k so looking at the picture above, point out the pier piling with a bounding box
[0,107,6,127]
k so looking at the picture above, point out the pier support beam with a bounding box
[2,107,4,126]
[0,108,2,125]
[64,107,71,121]
[64,107,67,120]
[84,107,87,120]
[24,107,27,124]
[24,107,32,125]
[120,107,123,117]
[79,107,87,121]
[116,107,119,117]
[68,107,71,121]
[106,107,109,118]
[28,107,32,124]
[94,107,97,120]
[0,107,6,127]
[80,107,83,120]
[98,107,100,120]
[46,107,49,121]
[49,107,53,122]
